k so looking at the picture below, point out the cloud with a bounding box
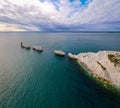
[0,0,120,31]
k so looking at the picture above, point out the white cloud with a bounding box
[0,22,27,31]
[75,0,120,24]
[0,0,120,31]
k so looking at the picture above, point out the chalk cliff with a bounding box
[77,51,120,87]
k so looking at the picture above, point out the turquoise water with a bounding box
[0,32,120,108]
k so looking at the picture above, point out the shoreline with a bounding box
[77,60,120,94]
[76,51,120,95]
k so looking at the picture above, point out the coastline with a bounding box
[77,60,120,94]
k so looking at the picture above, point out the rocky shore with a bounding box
[77,51,120,87]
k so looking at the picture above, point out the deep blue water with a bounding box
[0,32,120,108]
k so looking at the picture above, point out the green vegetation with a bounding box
[97,61,107,70]
[95,76,112,85]
[108,53,120,67]
[95,75,120,96]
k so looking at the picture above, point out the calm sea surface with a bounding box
[0,32,120,108]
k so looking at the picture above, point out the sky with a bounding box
[0,0,120,31]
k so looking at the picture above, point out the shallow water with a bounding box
[0,32,120,108]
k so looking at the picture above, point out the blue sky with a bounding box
[0,0,120,31]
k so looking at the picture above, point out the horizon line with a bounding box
[0,31,120,33]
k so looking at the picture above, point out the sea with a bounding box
[0,32,120,108]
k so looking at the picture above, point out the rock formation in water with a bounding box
[77,51,120,87]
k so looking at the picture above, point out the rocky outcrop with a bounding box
[68,53,78,60]
[33,46,43,52]
[54,50,65,56]
[77,51,120,87]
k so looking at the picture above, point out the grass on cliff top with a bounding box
[108,53,120,67]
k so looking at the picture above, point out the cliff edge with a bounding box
[77,51,120,87]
